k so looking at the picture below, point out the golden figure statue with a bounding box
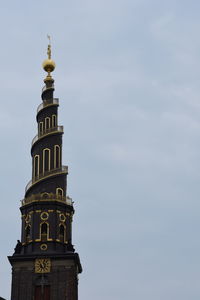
[42,35,56,77]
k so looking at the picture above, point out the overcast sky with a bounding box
[1,0,200,299]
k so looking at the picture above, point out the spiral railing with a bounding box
[42,83,55,92]
[32,126,63,146]
[25,166,68,192]
[37,98,59,114]
[21,193,72,206]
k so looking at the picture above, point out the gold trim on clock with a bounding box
[35,258,51,273]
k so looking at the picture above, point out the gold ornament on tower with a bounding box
[42,35,56,80]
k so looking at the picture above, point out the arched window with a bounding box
[41,223,49,241]
[56,188,63,198]
[43,148,50,173]
[41,192,49,199]
[54,145,60,169]
[25,225,31,243]
[45,117,50,131]
[39,122,43,136]
[59,224,65,243]
[52,115,57,128]
[34,155,39,178]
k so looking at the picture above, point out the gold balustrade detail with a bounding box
[37,98,59,114]
[32,125,63,146]
[25,166,68,193]
[21,193,72,206]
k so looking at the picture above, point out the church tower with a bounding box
[8,41,82,300]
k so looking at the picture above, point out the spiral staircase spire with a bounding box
[8,42,82,300]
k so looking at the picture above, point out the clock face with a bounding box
[35,258,51,273]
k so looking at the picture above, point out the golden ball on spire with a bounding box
[42,59,56,73]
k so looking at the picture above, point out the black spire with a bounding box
[8,41,82,300]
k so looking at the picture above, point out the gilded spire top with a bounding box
[47,35,51,59]
[42,35,56,79]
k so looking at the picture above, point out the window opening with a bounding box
[41,192,49,199]
[34,155,39,178]
[52,115,57,128]
[56,188,63,197]
[41,223,48,241]
[25,225,31,243]
[45,117,50,131]
[39,122,43,136]
[54,145,60,169]
[43,149,50,173]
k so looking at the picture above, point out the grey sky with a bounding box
[1,0,200,299]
